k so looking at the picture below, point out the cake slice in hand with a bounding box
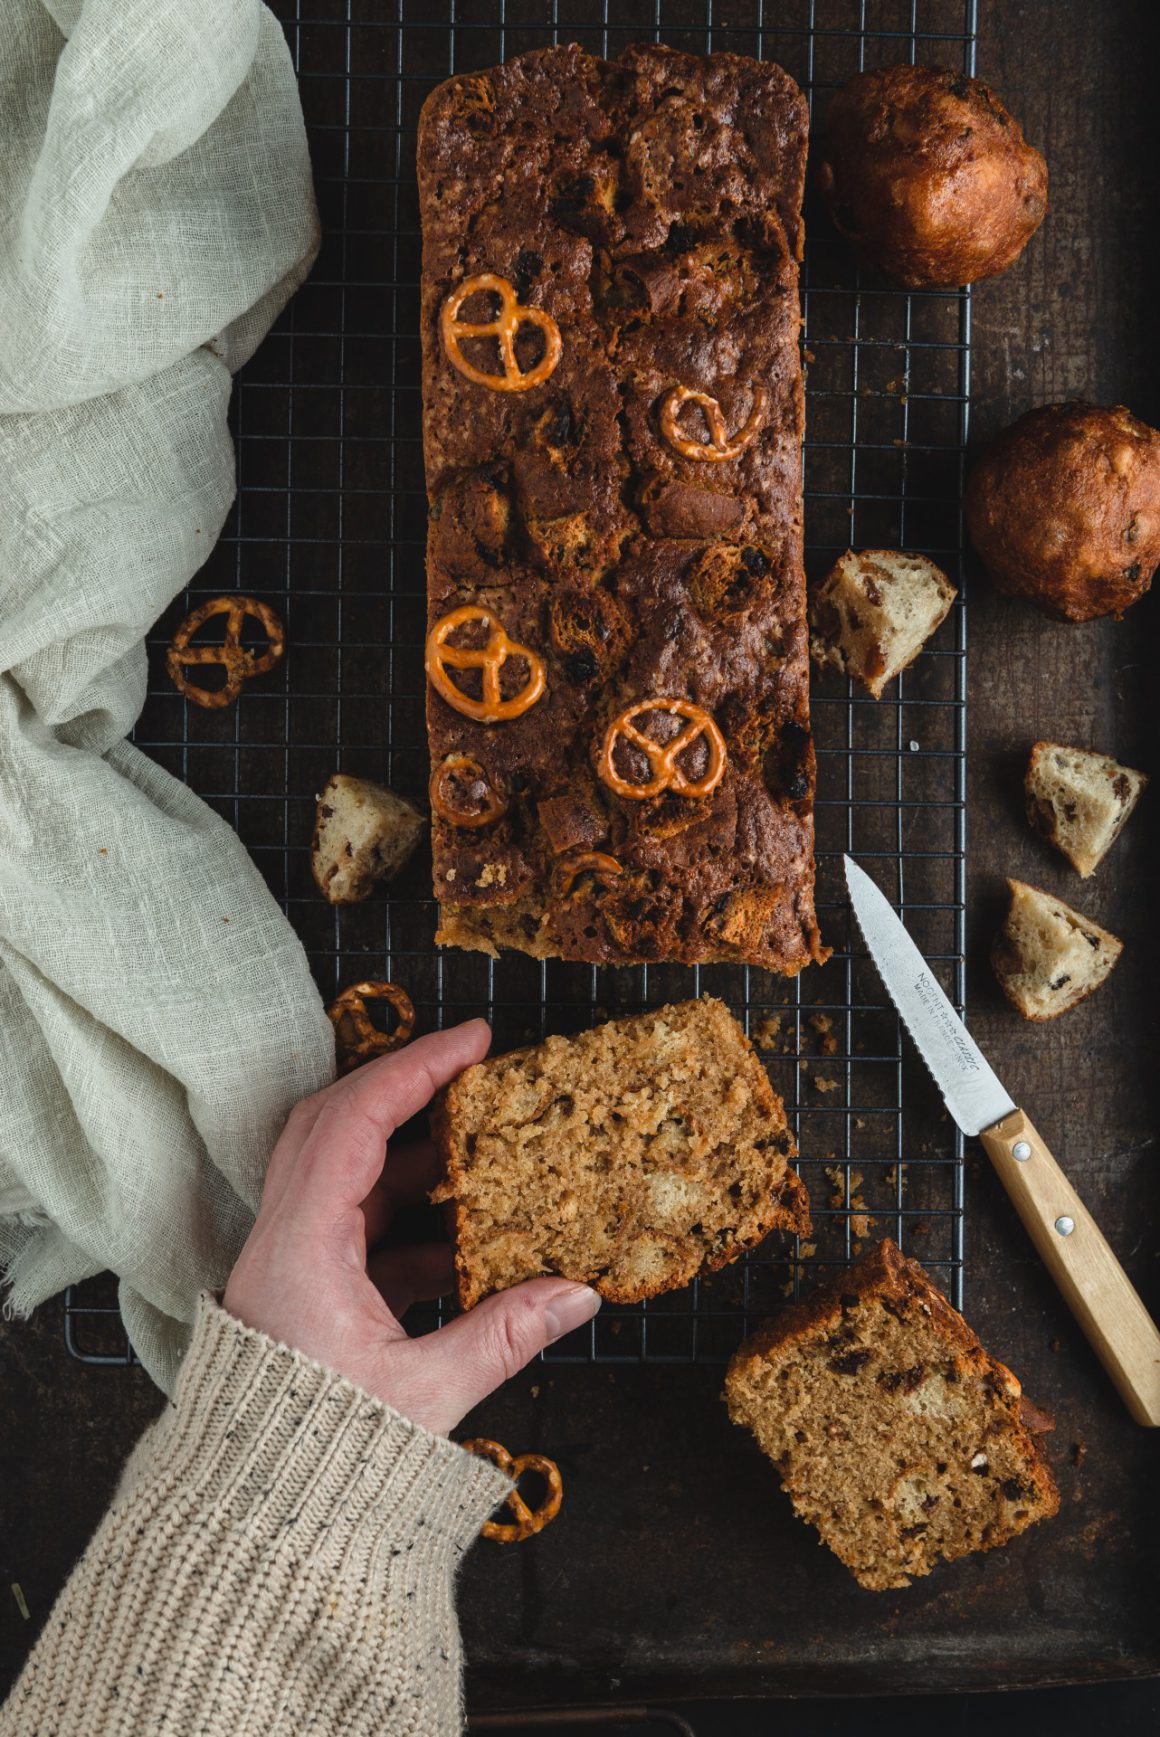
[809,549,956,698]
[1025,740,1147,878]
[724,1240,1059,1590]
[431,997,809,1308]
[991,877,1122,1020]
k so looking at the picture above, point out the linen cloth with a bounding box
[0,0,335,1393]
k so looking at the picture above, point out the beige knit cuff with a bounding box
[134,1294,511,1575]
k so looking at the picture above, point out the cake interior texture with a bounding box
[809,549,956,699]
[725,1240,1059,1590]
[1025,739,1147,877]
[431,996,809,1307]
[992,877,1122,1020]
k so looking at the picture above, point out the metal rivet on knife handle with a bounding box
[1055,1216,1076,1237]
[1012,1140,1032,1161]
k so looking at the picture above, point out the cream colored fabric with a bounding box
[0,0,335,1393]
[0,1296,510,1736]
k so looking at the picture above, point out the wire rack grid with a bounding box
[64,0,975,1369]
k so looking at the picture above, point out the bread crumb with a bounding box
[814,1075,840,1094]
[1070,1440,1087,1468]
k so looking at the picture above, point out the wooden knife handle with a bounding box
[980,1109,1160,1427]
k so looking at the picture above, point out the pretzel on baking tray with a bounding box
[461,1438,564,1543]
[429,753,508,828]
[599,699,727,800]
[660,383,769,461]
[326,981,415,1075]
[425,605,546,724]
[167,595,285,709]
[441,273,562,392]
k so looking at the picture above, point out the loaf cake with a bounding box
[311,774,426,904]
[991,877,1122,1020]
[417,44,825,972]
[725,1240,1059,1590]
[809,549,956,698]
[1025,740,1147,878]
[430,996,809,1308]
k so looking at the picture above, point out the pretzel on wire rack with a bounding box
[166,595,285,709]
[461,1438,564,1543]
[326,981,415,1076]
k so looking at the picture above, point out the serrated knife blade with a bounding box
[843,854,1014,1138]
[842,853,1160,1426]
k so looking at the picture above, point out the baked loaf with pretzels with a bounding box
[431,996,809,1307]
[418,43,825,972]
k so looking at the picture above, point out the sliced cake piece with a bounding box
[809,549,956,699]
[311,773,426,904]
[724,1240,1059,1591]
[431,997,809,1308]
[1025,740,1147,878]
[991,878,1122,1020]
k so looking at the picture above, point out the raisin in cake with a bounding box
[725,1240,1059,1590]
[991,878,1122,1020]
[418,45,824,973]
[311,774,426,905]
[809,549,956,698]
[431,997,809,1308]
[1025,740,1147,878]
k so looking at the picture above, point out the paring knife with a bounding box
[844,854,1160,1428]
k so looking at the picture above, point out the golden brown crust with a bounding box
[965,402,1160,621]
[815,64,1047,289]
[418,43,824,974]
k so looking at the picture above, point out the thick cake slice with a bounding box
[431,997,809,1307]
[418,44,824,972]
[725,1241,1059,1590]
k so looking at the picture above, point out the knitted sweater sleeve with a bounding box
[0,1296,511,1737]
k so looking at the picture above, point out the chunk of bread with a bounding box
[991,878,1122,1020]
[311,774,426,904]
[1025,740,1147,878]
[724,1240,1059,1591]
[809,549,956,698]
[431,997,810,1309]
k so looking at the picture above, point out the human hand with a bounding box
[223,1020,601,1435]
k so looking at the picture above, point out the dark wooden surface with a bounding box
[2,0,1158,1709]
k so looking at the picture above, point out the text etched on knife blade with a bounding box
[912,970,978,1074]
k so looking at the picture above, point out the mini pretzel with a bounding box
[660,383,769,461]
[327,981,415,1075]
[599,699,727,800]
[462,1438,564,1543]
[555,850,624,900]
[429,754,507,828]
[426,605,546,724]
[441,273,562,392]
[167,595,284,709]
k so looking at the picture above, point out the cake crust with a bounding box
[431,996,809,1308]
[725,1240,1060,1590]
[418,44,824,972]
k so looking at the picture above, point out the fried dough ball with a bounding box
[964,402,1160,622]
[815,65,1047,288]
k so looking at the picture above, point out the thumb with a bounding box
[396,1279,601,1435]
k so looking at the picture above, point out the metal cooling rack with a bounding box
[63,0,975,1369]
